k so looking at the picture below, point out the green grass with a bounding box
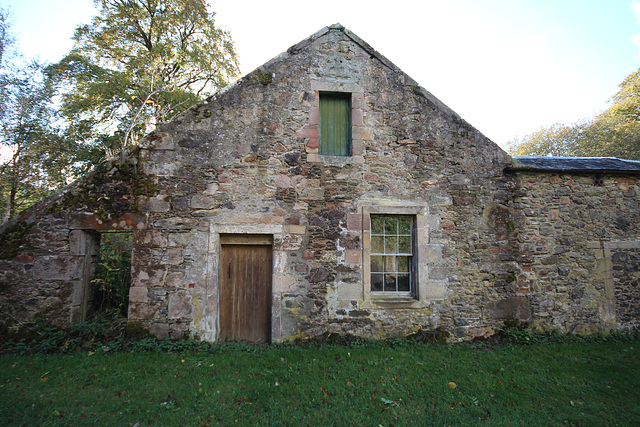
[1,341,639,426]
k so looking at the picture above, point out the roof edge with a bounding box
[508,156,640,174]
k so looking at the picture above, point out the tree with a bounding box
[0,7,15,128]
[508,123,586,157]
[0,8,74,221]
[0,62,75,222]
[510,68,640,160]
[48,0,239,162]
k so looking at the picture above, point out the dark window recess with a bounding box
[319,92,351,156]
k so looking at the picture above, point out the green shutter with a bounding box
[319,93,351,156]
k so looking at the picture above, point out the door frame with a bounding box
[206,223,284,344]
[218,234,274,342]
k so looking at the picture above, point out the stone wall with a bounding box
[610,245,640,329]
[121,25,514,342]
[1,24,639,342]
[0,161,149,332]
[511,172,640,333]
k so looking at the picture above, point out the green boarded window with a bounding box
[370,215,414,294]
[319,92,351,156]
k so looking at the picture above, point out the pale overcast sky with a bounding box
[2,0,640,150]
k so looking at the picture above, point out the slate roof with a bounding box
[511,156,640,173]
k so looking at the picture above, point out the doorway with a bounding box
[92,230,134,317]
[219,234,273,343]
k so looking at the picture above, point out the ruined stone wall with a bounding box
[512,172,640,333]
[0,161,149,333]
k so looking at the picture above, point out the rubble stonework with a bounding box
[1,24,639,341]
[509,172,640,333]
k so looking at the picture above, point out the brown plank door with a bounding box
[219,235,273,343]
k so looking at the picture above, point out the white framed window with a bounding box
[370,215,415,295]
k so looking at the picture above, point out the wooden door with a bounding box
[219,235,273,343]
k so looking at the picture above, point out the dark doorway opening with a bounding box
[91,230,134,317]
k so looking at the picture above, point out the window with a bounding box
[319,92,351,156]
[370,215,414,294]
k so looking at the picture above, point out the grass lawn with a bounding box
[1,340,639,426]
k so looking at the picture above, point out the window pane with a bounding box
[384,217,396,234]
[371,256,383,273]
[398,216,412,234]
[384,255,395,273]
[398,236,411,254]
[370,215,415,294]
[371,236,384,254]
[371,216,384,234]
[385,236,397,254]
[371,274,384,291]
[397,256,409,272]
[384,274,397,292]
[397,274,410,292]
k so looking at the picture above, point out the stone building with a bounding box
[1,24,639,342]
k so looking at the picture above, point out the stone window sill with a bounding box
[308,154,364,166]
[370,295,425,309]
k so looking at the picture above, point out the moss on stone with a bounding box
[125,321,151,338]
[190,104,203,115]
[0,221,32,260]
[255,71,273,86]
[57,158,156,220]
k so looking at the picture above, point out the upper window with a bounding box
[370,215,414,294]
[319,92,351,156]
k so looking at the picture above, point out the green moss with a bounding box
[44,202,62,215]
[125,321,151,338]
[57,159,157,219]
[190,104,203,115]
[507,220,517,232]
[411,85,421,95]
[0,221,32,260]
[133,177,157,198]
[203,110,212,118]
[255,71,273,86]
[506,273,517,283]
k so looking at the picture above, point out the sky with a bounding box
[2,0,640,150]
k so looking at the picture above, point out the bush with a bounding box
[0,311,126,355]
